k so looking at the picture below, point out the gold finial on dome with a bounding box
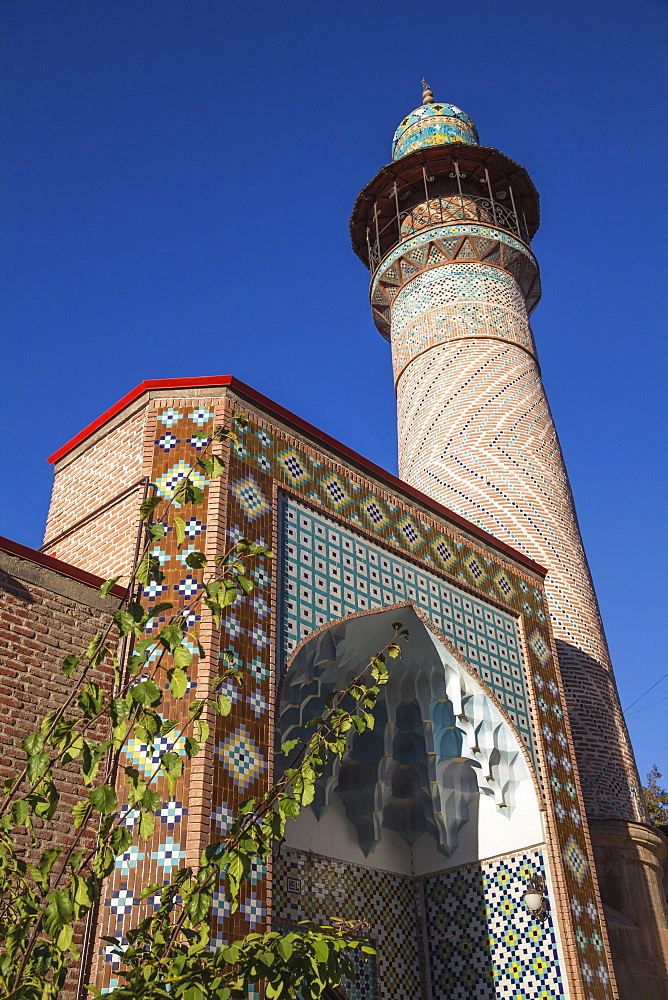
[421,80,434,105]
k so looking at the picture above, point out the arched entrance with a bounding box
[274,605,566,999]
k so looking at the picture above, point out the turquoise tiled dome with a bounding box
[392,102,479,160]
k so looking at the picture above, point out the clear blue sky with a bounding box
[1,0,666,782]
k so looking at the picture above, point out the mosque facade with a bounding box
[10,88,667,998]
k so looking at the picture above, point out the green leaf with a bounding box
[160,751,183,793]
[168,666,189,698]
[34,778,59,819]
[85,632,109,668]
[183,736,200,759]
[99,576,121,597]
[22,732,44,756]
[196,720,210,744]
[89,785,118,816]
[114,609,141,636]
[276,936,293,961]
[281,739,300,756]
[61,653,81,678]
[145,522,165,542]
[185,889,212,925]
[10,798,29,828]
[173,478,204,507]
[77,682,105,719]
[216,695,232,717]
[278,796,301,819]
[160,624,184,652]
[173,645,192,670]
[110,826,133,857]
[136,553,164,588]
[110,698,128,728]
[56,923,74,952]
[173,516,187,547]
[131,679,162,706]
[71,800,90,828]
[139,495,162,521]
[312,939,329,963]
[26,751,50,784]
[387,643,402,658]
[140,789,162,813]
[43,889,74,938]
[197,453,226,478]
[185,550,207,569]
[138,810,155,840]
[182,986,207,1000]
[237,575,253,596]
[148,601,173,619]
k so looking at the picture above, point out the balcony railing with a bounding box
[366,168,531,273]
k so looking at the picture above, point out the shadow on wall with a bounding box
[558,639,668,997]
[555,639,644,824]
[0,569,35,604]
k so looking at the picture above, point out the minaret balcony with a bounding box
[350,143,540,276]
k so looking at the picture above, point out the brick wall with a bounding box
[43,405,148,584]
[0,540,120,998]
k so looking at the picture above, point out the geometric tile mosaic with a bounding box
[230,475,272,521]
[239,420,548,630]
[274,847,565,1000]
[280,497,534,760]
[273,849,421,1000]
[423,849,564,999]
[562,834,589,887]
[216,724,266,790]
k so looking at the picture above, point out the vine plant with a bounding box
[0,415,409,1000]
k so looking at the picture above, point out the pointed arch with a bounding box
[278,602,544,870]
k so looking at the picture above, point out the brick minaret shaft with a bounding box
[350,87,643,828]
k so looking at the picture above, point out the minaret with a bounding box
[350,86,667,992]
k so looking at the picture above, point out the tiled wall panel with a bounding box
[280,497,534,762]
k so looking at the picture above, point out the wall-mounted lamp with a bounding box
[523,873,548,923]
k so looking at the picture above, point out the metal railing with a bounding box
[366,164,530,273]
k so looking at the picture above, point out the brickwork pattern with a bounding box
[370,222,540,339]
[393,304,644,827]
[91,398,278,991]
[0,555,116,998]
[390,262,536,380]
[43,407,148,583]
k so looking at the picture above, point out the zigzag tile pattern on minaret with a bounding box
[350,90,644,826]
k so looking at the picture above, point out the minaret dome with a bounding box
[392,86,479,160]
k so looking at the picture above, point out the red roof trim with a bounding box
[0,535,127,599]
[46,376,547,577]
[47,376,236,464]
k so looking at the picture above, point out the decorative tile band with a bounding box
[390,262,536,379]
